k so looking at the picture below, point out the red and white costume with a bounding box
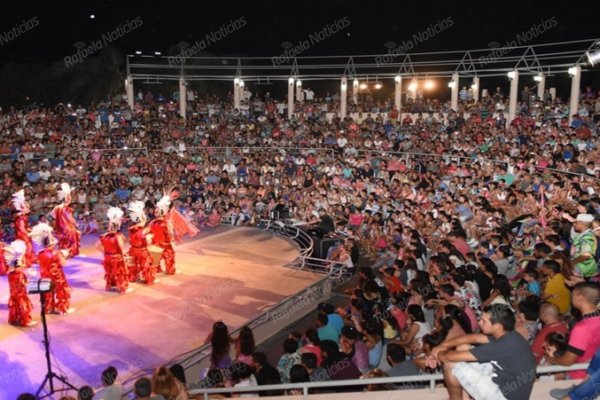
[149,194,176,275]
[99,207,129,293]
[51,184,81,257]
[31,223,71,314]
[12,190,35,267]
[127,201,155,284]
[5,240,34,327]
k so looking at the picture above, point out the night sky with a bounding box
[0,0,598,103]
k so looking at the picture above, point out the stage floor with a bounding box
[0,226,321,399]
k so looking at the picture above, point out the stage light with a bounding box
[587,50,600,66]
[568,66,578,76]
[154,51,162,56]
[89,14,95,19]
[408,80,418,92]
[394,75,401,83]
[507,71,516,80]
[424,80,434,90]
[135,50,142,55]
[359,83,368,90]
[374,82,382,90]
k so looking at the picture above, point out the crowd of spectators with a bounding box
[10,81,600,399]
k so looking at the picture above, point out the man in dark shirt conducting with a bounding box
[431,304,536,400]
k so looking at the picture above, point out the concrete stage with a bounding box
[0,226,321,399]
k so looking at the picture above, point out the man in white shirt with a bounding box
[93,366,123,400]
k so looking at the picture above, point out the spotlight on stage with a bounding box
[587,48,600,66]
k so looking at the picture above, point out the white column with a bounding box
[287,78,295,118]
[233,78,241,109]
[450,72,459,111]
[340,76,348,119]
[179,77,187,120]
[535,74,545,100]
[125,76,134,110]
[471,76,480,102]
[569,65,581,124]
[352,79,359,104]
[296,80,303,102]
[394,75,402,119]
[508,70,519,124]
[549,87,556,101]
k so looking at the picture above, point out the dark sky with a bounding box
[1,0,597,62]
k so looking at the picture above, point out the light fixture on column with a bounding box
[239,79,245,88]
[234,77,241,86]
[470,78,478,89]
[448,80,455,88]
[507,71,516,80]
[533,74,543,82]
[353,79,359,87]
[296,80,302,87]
[288,77,295,84]
[394,75,401,83]
[568,66,578,76]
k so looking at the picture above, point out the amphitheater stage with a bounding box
[0,226,321,399]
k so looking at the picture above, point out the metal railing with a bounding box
[260,218,314,258]
[121,227,340,393]
[188,363,590,400]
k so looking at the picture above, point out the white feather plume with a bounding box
[11,190,26,211]
[57,183,72,201]
[29,222,55,246]
[4,240,27,267]
[128,201,146,223]
[107,206,124,226]
[156,195,171,216]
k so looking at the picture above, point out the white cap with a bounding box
[576,213,595,223]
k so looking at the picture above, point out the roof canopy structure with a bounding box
[127,38,600,83]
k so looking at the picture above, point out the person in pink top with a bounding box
[547,282,600,379]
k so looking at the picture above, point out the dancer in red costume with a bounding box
[149,193,176,275]
[0,233,7,276]
[12,189,35,268]
[5,240,37,327]
[127,201,158,284]
[51,183,81,258]
[30,223,74,315]
[97,207,132,293]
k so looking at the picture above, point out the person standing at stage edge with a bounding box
[51,183,81,258]
[128,200,157,285]
[98,207,132,294]
[149,192,176,275]
[30,223,74,315]
[12,189,35,268]
[5,240,36,327]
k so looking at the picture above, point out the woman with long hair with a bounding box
[204,321,233,370]
[151,366,188,400]
[235,326,256,368]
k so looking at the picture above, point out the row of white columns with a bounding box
[124,68,582,124]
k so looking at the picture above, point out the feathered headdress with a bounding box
[107,207,124,229]
[4,240,27,269]
[29,222,56,248]
[11,189,27,212]
[128,201,147,224]
[57,183,72,202]
[156,195,171,216]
